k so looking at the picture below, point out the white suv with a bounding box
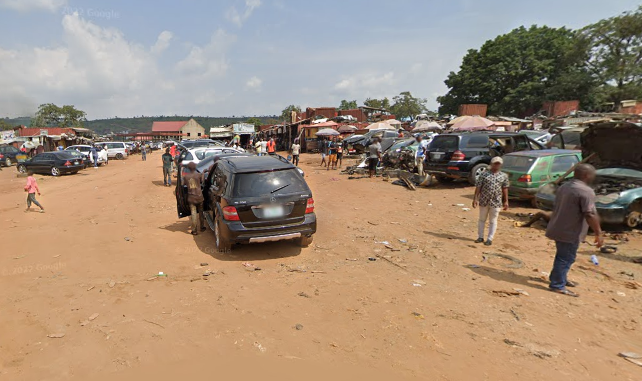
[99,142,129,160]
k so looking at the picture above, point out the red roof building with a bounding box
[150,118,205,140]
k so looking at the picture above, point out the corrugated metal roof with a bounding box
[152,121,188,132]
[18,127,74,137]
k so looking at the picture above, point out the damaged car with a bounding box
[535,122,642,228]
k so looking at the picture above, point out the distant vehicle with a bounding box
[17,151,84,176]
[520,130,552,145]
[383,134,437,170]
[180,139,226,149]
[344,129,408,154]
[177,147,244,166]
[65,145,106,166]
[0,144,27,166]
[425,132,544,185]
[536,122,642,228]
[503,150,582,206]
[547,126,587,150]
[175,155,317,252]
[101,142,129,159]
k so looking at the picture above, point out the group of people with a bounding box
[254,136,277,156]
[473,158,603,298]
[318,137,345,171]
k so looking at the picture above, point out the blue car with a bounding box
[536,122,642,228]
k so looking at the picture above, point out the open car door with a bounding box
[175,165,191,218]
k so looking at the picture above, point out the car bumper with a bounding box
[536,195,627,225]
[221,213,317,244]
[508,186,538,199]
[59,165,84,173]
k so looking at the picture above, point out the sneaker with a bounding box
[39,209,45,213]
[474,238,484,244]
[484,240,493,246]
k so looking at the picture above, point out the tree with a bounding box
[338,99,357,110]
[30,103,86,127]
[437,26,593,116]
[389,91,427,120]
[0,119,14,130]
[280,105,302,123]
[363,97,391,110]
[580,6,642,104]
[246,117,263,128]
[60,105,87,127]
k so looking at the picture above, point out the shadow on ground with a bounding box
[465,265,550,292]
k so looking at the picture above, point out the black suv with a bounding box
[175,155,316,252]
[425,132,543,185]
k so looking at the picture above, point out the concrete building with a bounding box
[151,118,205,140]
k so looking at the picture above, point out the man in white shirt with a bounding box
[415,135,429,176]
[260,138,268,156]
[291,138,301,166]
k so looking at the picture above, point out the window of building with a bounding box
[198,133,202,137]
[186,132,191,137]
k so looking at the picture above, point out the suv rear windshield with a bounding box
[503,155,537,172]
[232,169,309,198]
[430,136,459,150]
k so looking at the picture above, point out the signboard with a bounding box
[40,129,48,136]
[1,130,15,141]
[232,123,255,135]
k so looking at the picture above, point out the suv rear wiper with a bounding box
[271,183,291,193]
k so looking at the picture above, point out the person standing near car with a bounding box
[368,137,382,178]
[472,157,509,246]
[24,170,44,213]
[90,145,98,168]
[267,136,276,155]
[545,164,603,297]
[291,138,301,166]
[161,148,173,186]
[183,162,206,235]
[415,135,429,176]
[100,145,109,165]
[260,137,268,157]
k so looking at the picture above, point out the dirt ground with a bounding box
[1,152,641,380]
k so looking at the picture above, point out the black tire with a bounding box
[298,235,313,248]
[214,217,232,253]
[436,175,455,183]
[115,153,124,160]
[51,167,60,176]
[4,158,11,167]
[468,163,489,185]
[17,164,26,174]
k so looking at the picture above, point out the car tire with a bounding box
[214,217,232,253]
[17,164,26,174]
[51,167,60,176]
[469,163,489,185]
[116,153,124,160]
[626,212,641,228]
[436,175,454,183]
[4,158,11,167]
[298,235,313,248]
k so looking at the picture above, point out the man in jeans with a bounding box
[473,157,509,246]
[546,164,603,297]
[183,162,205,235]
[415,135,429,176]
[161,148,173,186]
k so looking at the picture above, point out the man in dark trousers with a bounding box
[183,162,205,235]
[161,148,173,186]
[546,164,603,297]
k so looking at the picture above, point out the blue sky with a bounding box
[0,0,639,119]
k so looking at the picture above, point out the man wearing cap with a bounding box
[472,157,509,246]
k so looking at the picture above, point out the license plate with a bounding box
[431,152,444,160]
[16,155,27,161]
[262,205,284,218]
[74,161,79,165]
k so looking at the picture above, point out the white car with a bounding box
[98,142,129,159]
[179,147,244,166]
[65,145,107,166]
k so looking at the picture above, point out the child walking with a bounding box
[24,171,44,213]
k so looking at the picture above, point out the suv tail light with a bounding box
[222,206,240,221]
[305,198,315,214]
[63,160,71,166]
[518,174,532,183]
[451,150,465,161]
[0,153,4,158]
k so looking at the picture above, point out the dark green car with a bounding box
[502,149,582,205]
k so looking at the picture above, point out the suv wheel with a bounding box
[51,167,60,176]
[298,235,313,248]
[116,153,124,160]
[214,217,232,253]
[469,163,489,185]
[17,164,26,173]
[4,158,11,167]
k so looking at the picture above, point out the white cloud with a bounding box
[333,72,395,94]
[151,31,173,54]
[176,29,234,79]
[0,0,66,11]
[245,76,262,90]
[226,0,262,27]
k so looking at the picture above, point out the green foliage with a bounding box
[246,117,263,128]
[338,99,357,110]
[0,119,14,130]
[280,105,302,122]
[30,103,87,127]
[438,26,592,115]
[389,92,427,120]
[363,97,391,110]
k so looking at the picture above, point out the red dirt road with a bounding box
[0,153,641,380]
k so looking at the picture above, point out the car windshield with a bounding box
[232,169,309,197]
[430,136,459,150]
[503,155,537,172]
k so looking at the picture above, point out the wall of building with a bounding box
[542,100,579,117]
[337,109,366,122]
[306,107,337,120]
[180,119,206,139]
[458,104,488,117]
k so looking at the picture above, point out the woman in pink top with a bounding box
[24,171,44,213]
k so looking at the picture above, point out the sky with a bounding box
[0,0,640,119]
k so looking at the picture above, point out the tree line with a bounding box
[438,6,642,116]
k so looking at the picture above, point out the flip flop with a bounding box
[566,280,579,288]
[600,246,618,254]
[550,288,579,297]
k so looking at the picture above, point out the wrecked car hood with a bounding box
[581,122,642,171]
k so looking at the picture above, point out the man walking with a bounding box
[141,144,147,161]
[90,145,99,168]
[267,136,276,155]
[255,138,263,156]
[291,138,301,166]
[319,137,328,167]
[183,162,205,235]
[546,164,603,297]
[260,138,268,157]
[327,137,338,171]
[161,148,173,186]
[415,135,429,176]
[368,137,382,178]
[473,157,509,246]
[24,170,44,213]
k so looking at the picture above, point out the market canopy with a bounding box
[450,116,495,131]
[385,119,402,126]
[365,122,395,130]
[337,125,357,133]
[315,128,340,136]
[308,121,339,128]
[412,121,443,132]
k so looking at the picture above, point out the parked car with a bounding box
[0,144,27,166]
[425,132,544,185]
[101,142,129,159]
[17,151,84,176]
[175,155,317,252]
[180,139,225,150]
[177,147,244,166]
[65,145,107,166]
[344,129,408,154]
[547,126,587,150]
[503,150,582,206]
[520,130,552,145]
[536,122,642,227]
[179,152,251,178]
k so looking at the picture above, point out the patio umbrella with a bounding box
[385,119,402,126]
[315,128,340,136]
[446,115,470,126]
[366,122,395,130]
[451,116,495,131]
[337,125,357,133]
[412,121,443,132]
